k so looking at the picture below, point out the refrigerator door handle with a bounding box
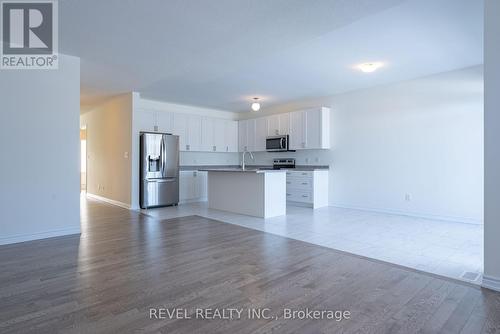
[147,177,176,183]
[160,137,165,176]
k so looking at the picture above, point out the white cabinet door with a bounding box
[267,114,280,136]
[172,113,189,151]
[157,112,173,133]
[289,110,305,150]
[213,119,226,152]
[246,119,256,152]
[279,113,290,135]
[180,170,208,202]
[238,120,248,152]
[201,117,215,152]
[225,120,238,152]
[255,117,267,151]
[196,171,208,199]
[188,115,202,151]
[179,171,194,201]
[267,113,289,136]
[135,109,157,133]
[305,108,321,149]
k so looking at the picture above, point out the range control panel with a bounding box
[273,158,296,169]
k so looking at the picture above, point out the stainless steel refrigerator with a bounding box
[140,133,179,209]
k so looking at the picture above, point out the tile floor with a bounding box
[140,201,484,284]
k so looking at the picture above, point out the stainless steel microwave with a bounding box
[266,135,289,152]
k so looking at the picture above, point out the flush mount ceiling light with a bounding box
[356,62,384,73]
[251,97,261,111]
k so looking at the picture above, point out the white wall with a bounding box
[247,66,484,224]
[483,0,500,290]
[80,93,134,207]
[0,55,81,245]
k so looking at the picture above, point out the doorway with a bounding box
[80,126,87,192]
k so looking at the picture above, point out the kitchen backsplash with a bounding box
[244,150,333,166]
[181,150,333,167]
[180,152,240,166]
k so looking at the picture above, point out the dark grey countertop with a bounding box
[180,165,329,171]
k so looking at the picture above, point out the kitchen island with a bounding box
[200,169,286,218]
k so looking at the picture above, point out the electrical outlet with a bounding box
[315,157,320,163]
[405,193,411,201]
[305,157,310,163]
[124,151,129,159]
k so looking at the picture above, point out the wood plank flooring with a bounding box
[0,198,499,333]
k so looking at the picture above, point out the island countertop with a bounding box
[198,168,286,174]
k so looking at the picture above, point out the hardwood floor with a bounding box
[0,198,499,333]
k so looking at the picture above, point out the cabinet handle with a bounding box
[301,172,307,175]
[286,193,291,196]
[226,146,229,152]
[301,182,308,185]
[286,181,291,184]
[186,144,190,150]
[302,195,308,198]
[213,146,216,151]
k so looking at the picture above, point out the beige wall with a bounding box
[81,94,134,207]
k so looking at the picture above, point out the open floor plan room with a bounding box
[0,199,498,333]
[1,0,500,333]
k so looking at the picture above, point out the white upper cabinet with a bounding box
[157,112,173,133]
[187,115,202,151]
[201,117,215,151]
[213,119,226,152]
[238,120,248,152]
[279,113,290,135]
[267,113,289,136]
[135,109,158,133]
[238,119,256,152]
[172,113,202,151]
[201,118,237,152]
[289,107,330,150]
[254,117,268,151]
[267,114,280,136]
[172,113,189,150]
[289,110,306,150]
[225,120,238,152]
[246,119,256,152]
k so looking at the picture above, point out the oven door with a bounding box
[266,136,287,151]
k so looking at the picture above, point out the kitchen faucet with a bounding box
[241,150,254,170]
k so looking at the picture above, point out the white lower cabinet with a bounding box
[180,171,207,203]
[285,170,329,209]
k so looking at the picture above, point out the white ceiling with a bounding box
[59,0,484,112]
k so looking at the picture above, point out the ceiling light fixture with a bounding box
[356,62,384,73]
[251,97,261,111]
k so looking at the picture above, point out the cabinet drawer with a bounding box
[286,178,313,190]
[286,190,313,203]
[286,171,313,178]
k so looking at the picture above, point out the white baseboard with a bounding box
[87,193,131,209]
[331,203,483,225]
[0,227,81,246]
[179,197,208,205]
[482,275,500,292]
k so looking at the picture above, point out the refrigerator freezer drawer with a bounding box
[141,178,179,209]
